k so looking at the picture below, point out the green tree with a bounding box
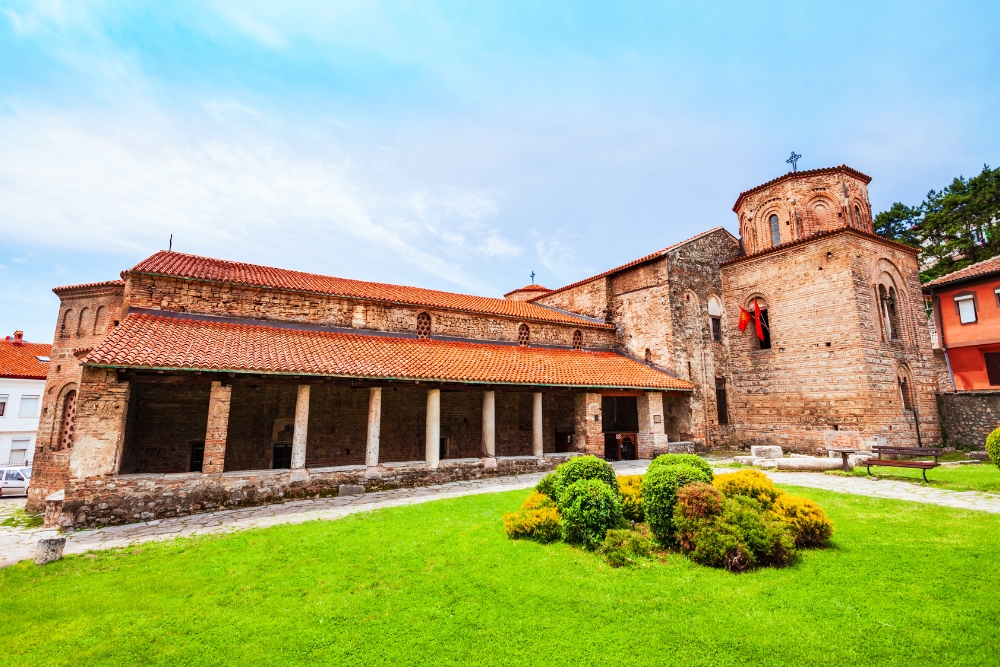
[874,165,1000,283]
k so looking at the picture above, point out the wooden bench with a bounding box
[864,446,942,482]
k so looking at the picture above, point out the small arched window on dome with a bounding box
[769,214,781,247]
[518,324,530,347]
[572,330,583,350]
[644,348,653,364]
[416,312,431,339]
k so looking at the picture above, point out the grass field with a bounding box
[1,485,998,667]
[834,461,1000,493]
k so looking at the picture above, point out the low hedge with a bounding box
[617,475,644,523]
[537,455,619,502]
[770,494,833,547]
[647,454,714,481]
[713,469,783,509]
[598,528,653,568]
[503,507,562,542]
[559,478,623,550]
[987,427,1000,469]
[642,462,713,544]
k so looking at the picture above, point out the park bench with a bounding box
[863,445,942,482]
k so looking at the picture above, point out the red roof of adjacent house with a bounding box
[732,165,872,212]
[128,251,610,329]
[534,227,734,301]
[924,255,1000,288]
[0,339,52,380]
[85,313,690,390]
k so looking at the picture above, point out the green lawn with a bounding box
[1,485,998,667]
[835,461,1000,493]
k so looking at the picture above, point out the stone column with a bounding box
[482,390,496,458]
[573,392,604,456]
[289,384,310,481]
[366,387,382,479]
[637,391,669,459]
[426,388,440,469]
[532,391,544,458]
[203,381,232,474]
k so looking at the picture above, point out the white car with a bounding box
[0,467,30,496]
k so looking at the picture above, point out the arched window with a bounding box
[518,324,530,347]
[60,309,74,339]
[708,296,723,343]
[59,390,77,451]
[769,214,781,247]
[77,307,90,336]
[748,299,772,350]
[898,376,914,411]
[645,348,653,364]
[93,306,106,335]
[572,330,582,350]
[879,285,902,341]
[854,204,862,227]
[416,312,431,339]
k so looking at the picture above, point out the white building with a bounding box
[0,331,51,466]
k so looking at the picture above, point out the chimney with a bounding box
[13,330,23,346]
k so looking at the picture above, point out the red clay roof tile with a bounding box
[129,252,609,329]
[0,339,52,379]
[85,313,690,390]
[52,279,125,294]
[924,254,1000,288]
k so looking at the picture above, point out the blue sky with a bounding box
[2,1,998,341]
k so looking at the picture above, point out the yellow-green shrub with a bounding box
[713,469,783,509]
[987,427,1000,469]
[617,475,643,522]
[770,494,834,547]
[503,507,562,542]
[521,491,556,511]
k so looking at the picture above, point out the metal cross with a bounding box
[786,151,802,172]
[530,271,535,284]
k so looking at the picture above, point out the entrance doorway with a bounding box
[555,431,573,453]
[604,432,638,461]
[602,395,639,461]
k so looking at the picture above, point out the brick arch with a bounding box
[51,382,79,452]
[60,308,76,339]
[93,306,107,335]
[77,307,91,336]
[871,258,913,345]
[758,203,792,247]
[800,194,839,236]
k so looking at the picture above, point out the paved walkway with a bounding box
[2,461,998,568]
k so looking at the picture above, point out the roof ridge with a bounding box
[531,227,734,301]
[925,254,1000,287]
[732,164,872,212]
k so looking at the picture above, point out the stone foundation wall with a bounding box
[55,455,570,529]
[937,391,1000,450]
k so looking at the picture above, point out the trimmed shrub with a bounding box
[771,494,834,548]
[987,427,1000,469]
[617,475,644,523]
[713,469,783,509]
[674,481,724,520]
[559,478,624,550]
[521,491,556,511]
[647,453,714,482]
[673,494,796,572]
[642,463,713,544]
[536,473,560,500]
[503,507,562,543]
[552,455,620,499]
[598,528,654,568]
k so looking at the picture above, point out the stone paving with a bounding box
[2,460,999,568]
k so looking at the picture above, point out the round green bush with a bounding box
[641,462,713,544]
[546,455,619,500]
[986,427,1000,469]
[646,453,714,482]
[559,478,624,550]
[597,528,654,568]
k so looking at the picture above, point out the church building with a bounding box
[27,165,944,528]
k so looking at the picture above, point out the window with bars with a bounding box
[711,316,722,342]
[518,324,530,346]
[572,330,582,350]
[416,312,431,339]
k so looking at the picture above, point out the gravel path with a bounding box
[2,461,997,568]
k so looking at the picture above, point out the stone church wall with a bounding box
[937,391,1000,450]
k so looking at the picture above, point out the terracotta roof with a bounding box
[924,254,1000,288]
[0,339,52,379]
[52,279,124,295]
[720,227,919,267]
[534,227,734,301]
[503,284,550,298]
[129,251,610,329]
[85,313,690,390]
[732,165,873,212]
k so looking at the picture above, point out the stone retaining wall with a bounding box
[52,455,568,529]
[937,391,1000,450]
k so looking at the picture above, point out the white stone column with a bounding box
[482,390,496,458]
[532,391,544,458]
[426,388,440,469]
[366,387,382,479]
[289,384,310,481]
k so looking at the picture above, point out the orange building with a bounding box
[925,256,1000,390]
